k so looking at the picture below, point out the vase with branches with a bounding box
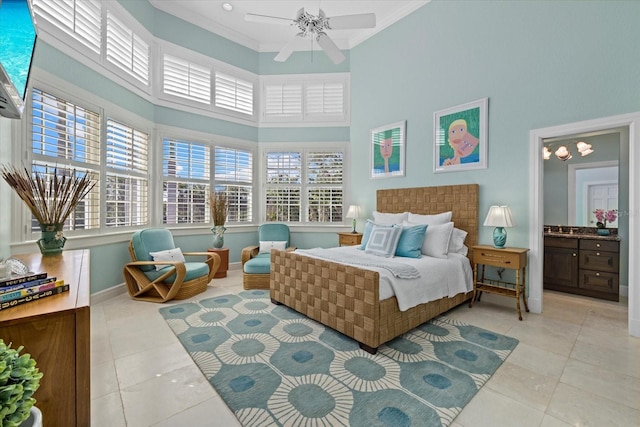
[209,191,228,248]
[1,165,96,256]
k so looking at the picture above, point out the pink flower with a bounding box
[593,209,617,227]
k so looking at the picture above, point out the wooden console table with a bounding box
[0,249,91,427]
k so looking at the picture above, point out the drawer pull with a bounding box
[573,253,577,257]
[596,243,601,248]
[596,272,600,276]
[596,252,600,256]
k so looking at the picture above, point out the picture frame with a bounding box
[433,98,488,173]
[370,120,406,179]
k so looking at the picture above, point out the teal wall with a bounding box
[5,0,640,295]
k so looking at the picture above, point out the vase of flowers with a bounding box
[209,191,228,248]
[1,165,96,256]
[593,209,617,236]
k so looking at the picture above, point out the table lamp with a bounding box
[483,205,514,248]
[345,205,361,233]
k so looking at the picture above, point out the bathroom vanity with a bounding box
[544,229,620,301]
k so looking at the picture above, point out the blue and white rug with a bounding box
[159,290,518,427]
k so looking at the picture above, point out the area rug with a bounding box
[159,290,518,427]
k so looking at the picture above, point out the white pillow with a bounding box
[259,240,287,254]
[364,224,403,257]
[407,211,452,226]
[372,211,409,225]
[404,221,454,259]
[149,247,186,271]
[448,227,469,256]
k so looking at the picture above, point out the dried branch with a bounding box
[209,191,228,226]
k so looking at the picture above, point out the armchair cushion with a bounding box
[243,253,271,274]
[144,261,210,284]
[258,224,290,246]
[131,229,177,272]
[149,247,186,271]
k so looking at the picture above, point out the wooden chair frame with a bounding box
[123,241,221,303]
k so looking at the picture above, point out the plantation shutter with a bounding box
[33,0,101,54]
[162,138,210,224]
[105,119,149,227]
[163,54,211,104]
[264,82,302,117]
[215,146,253,223]
[215,72,253,115]
[306,82,344,116]
[307,151,344,222]
[264,151,302,222]
[106,11,149,85]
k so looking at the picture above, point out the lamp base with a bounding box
[351,218,357,233]
[492,227,507,248]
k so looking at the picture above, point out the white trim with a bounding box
[530,112,640,337]
[567,160,619,225]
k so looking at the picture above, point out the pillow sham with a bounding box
[149,247,186,271]
[372,211,409,225]
[359,219,376,249]
[364,224,403,258]
[407,211,452,226]
[448,227,469,255]
[404,221,454,259]
[259,240,288,254]
[395,223,428,258]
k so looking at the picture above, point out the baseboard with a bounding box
[619,284,629,297]
[91,283,127,305]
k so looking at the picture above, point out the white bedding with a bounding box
[295,246,473,311]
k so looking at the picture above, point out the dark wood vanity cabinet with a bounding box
[544,236,619,301]
[544,237,579,289]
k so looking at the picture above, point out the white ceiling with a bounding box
[149,0,430,53]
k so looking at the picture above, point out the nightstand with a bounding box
[337,232,363,246]
[207,247,229,278]
[469,245,530,320]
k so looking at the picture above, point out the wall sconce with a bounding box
[484,205,514,248]
[346,205,361,233]
[543,140,594,161]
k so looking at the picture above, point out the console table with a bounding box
[0,249,91,427]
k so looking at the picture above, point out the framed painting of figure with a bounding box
[434,98,488,173]
[370,120,406,179]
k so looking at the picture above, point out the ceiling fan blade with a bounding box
[244,13,293,25]
[274,36,301,62]
[327,13,376,30]
[316,33,346,64]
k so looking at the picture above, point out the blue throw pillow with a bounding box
[395,224,428,258]
[359,219,376,250]
[364,224,403,257]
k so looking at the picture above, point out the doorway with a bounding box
[529,112,640,337]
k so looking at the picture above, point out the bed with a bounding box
[270,184,479,353]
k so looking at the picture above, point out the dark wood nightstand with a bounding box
[469,245,529,320]
[337,232,363,246]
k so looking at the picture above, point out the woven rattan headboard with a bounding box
[376,184,479,250]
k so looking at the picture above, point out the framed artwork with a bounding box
[370,120,406,179]
[434,98,488,173]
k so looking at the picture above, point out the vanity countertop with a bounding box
[544,232,620,241]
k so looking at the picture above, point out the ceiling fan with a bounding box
[245,8,376,64]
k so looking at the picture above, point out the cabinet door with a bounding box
[544,246,578,288]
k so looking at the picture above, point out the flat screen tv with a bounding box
[0,0,37,119]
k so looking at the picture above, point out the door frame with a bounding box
[529,112,640,337]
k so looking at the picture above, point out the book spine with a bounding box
[0,279,65,302]
[0,277,57,295]
[0,272,48,288]
[0,284,70,311]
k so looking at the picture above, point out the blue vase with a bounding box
[211,225,226,248]
[597,228,610,236]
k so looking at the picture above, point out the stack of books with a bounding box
[0,271,69,311]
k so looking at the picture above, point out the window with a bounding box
[214,146,253,223]
[306,82,344,116]
[264,82,303,118]
[31,88,101,231]
[214,71,253,116]
[105,119,149,227]
[106,11,149,85]
[264,148,345,223]
[163,54,211,105]
[33,0,102,55]
[162,138,210,224]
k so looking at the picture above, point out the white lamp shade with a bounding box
[346,205,361,219]
[483,206,514,228]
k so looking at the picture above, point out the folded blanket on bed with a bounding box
[296,248,421,279]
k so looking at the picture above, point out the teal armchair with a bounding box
[123,228,221,303]
[241,223,294,289]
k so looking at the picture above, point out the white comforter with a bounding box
[295,246,473,312]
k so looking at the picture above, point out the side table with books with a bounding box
[0,250,91,427]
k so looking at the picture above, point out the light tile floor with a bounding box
[91,269,639,426]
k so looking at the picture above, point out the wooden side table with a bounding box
[337,232,363,246]
[207,247,229,278]
[469,245,529,320]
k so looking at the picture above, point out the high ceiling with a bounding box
[149,0,429,53]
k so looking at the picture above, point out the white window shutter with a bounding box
[215,72,254,116]
[163,54,211,104]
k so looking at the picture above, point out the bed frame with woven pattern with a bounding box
[270,184,479,353]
